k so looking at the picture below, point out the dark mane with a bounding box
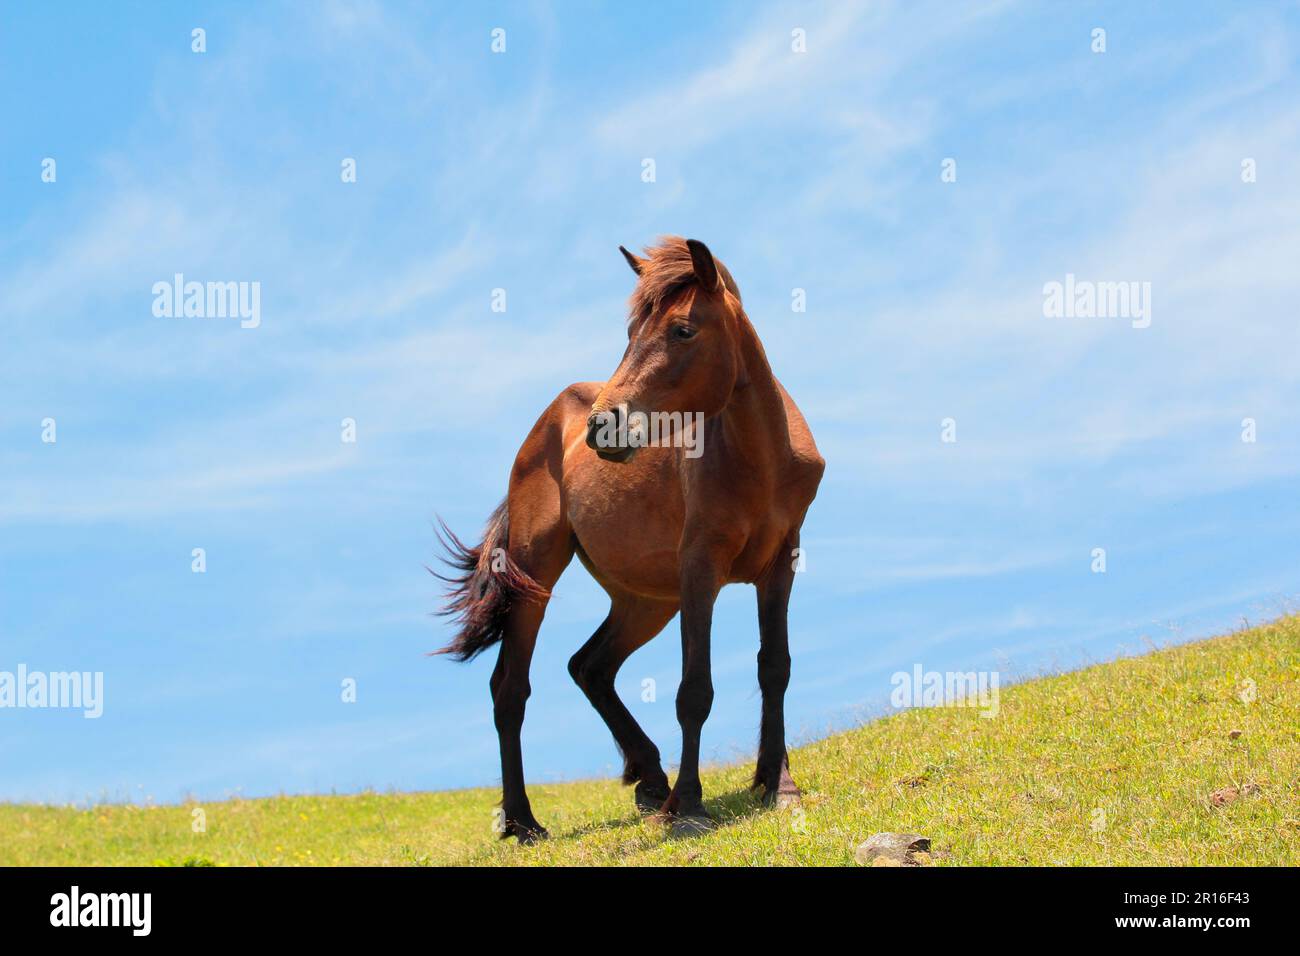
[627,235,741,330]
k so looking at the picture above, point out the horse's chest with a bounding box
[564,449,686,597]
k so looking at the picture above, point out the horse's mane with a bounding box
[628,236,741,331]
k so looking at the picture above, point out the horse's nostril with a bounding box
[585,413,604,449]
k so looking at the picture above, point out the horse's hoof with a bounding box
[670,814,717,838]
[634,783,671,815]
[502,819,549,845]
[515,826,549,846]
[762,786,803,809]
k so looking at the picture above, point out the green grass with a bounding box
[3,615,1298,866]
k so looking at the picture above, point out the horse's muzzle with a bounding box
[586,407,636,463]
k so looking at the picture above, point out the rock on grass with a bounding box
[854,832,931,866]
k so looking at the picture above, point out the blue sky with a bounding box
[2,1,1298,806]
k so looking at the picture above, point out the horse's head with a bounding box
[586,237,747,463]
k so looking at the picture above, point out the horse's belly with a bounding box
[563,444,684,599]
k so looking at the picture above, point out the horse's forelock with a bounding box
[627,236,740,332]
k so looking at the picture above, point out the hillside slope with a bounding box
[3,615,1297,866]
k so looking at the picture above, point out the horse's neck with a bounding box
[719,313,791,458]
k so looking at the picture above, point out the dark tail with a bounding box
[432,500,549,662]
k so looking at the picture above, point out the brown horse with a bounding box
[437,236,823,840]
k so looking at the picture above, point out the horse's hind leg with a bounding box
[491,599,549,842]
[752,534,801,808]
[492,474,574,843]
[568,596,677,812]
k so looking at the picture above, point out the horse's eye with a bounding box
[672,325,697,340]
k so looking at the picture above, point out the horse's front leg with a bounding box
[662,543,730,834]
[568,597,677,813]
[753,535,801,808]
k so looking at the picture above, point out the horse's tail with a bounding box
[432,500,550,662]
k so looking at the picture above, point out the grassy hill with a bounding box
[3,615,1298,866]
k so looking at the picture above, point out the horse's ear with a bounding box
[618,245,645,277]
[686,239,721,293]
